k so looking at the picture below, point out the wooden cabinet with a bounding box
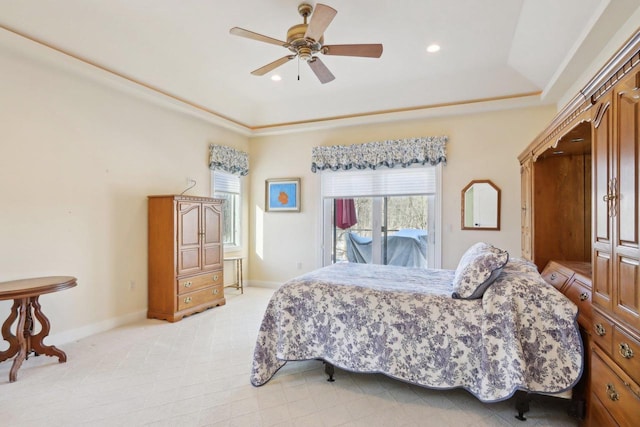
[541,261,593,419]
[148,195,225,322]
[589,69,640,427]
[590,345,640,427]
[521,29,640,426]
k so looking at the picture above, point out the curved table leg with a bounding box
[9,299,28,382]
[29,296,66,363]
[0,300,21,363]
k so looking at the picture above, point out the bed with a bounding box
[250,244,583,408]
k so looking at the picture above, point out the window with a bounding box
[321,165,442,268]
[212,170,241,250]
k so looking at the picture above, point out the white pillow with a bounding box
[452,242,509,299]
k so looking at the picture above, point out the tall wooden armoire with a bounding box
[147,195,225,322]
[519,30,640,426]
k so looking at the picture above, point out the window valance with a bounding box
[311,136,447,172]
[209,144,249,176]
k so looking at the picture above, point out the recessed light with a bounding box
[426,44,440,53]
[271,75,282,81]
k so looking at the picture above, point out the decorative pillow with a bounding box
[452,242,509,299]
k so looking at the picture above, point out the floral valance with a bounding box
[311,136,447,173]
[209,144,249,176]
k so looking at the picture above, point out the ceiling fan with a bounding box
[229,3,383,84]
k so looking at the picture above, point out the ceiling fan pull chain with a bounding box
[298,56,300,81]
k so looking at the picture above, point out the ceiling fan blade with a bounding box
[323,44,383,58]
[230,27,288,47]
[308,57,335,84]
[251,56,295,76]
[304,4,337,41]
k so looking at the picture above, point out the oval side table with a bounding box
[0,276,77,382]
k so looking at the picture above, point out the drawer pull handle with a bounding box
[579,292,589,301]
[619,342,634,359]
[595,323,606,336]
[184,297,192,304]
[550,273,557,280]
[213,275,219,281]
[184,281,192,288]
[606,384,619,401]
[213,288,219,295]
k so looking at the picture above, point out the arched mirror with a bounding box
[461,180,501,230]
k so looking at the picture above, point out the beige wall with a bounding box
[2,20,635,343]
[0,43,249,342]
[247,104,556,285]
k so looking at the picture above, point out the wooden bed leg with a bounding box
[323,361,335,382]
[514,391,531,421]
[568,397,586,419]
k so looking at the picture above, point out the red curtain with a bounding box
[336,199,358,229]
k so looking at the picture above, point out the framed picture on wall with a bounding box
[265,178,300,212]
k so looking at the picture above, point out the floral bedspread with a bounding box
[250,259,583,402]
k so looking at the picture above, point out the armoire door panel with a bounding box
[177,202,202,275]
[202,202,222,271]
[614,256,639,325]
[179,248,201,274]
[593,97,612,244]
[616,88,639,249]
[203,246,222,270]
[178,203,201,246]
[203,203,221,245]
[594,249,612,309]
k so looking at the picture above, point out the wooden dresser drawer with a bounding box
[612,327,640,385]
[563,275,592,329]
[592,309,614,355]
[591,347,640,427]
[177,284,224,311]
[590,393,619,427]
[541,261,572,290]
[177,270,223,295]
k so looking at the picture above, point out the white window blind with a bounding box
[213,170,240,193]
[321,166,437,198]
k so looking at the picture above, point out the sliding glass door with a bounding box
[321,165,441,268]
[330,195,435,267]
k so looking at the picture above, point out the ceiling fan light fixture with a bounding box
[298,47,312,61]
[271,75,282,81]
[426,44,441,53]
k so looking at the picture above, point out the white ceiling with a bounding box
[0,0,638,133]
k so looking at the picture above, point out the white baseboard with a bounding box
[47,282,280,346]
[48,309,147,346]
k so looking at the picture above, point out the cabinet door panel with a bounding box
[616,87,639,249]
[202,202,223,271]
[593,95,612,245]
[203,203,221,245]
[614,76,640,326]
[177,202,202,275]
[615,256,639,325]
[593,94,614,311]
[594,248,612,309]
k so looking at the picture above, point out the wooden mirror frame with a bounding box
[461,180,501,230]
